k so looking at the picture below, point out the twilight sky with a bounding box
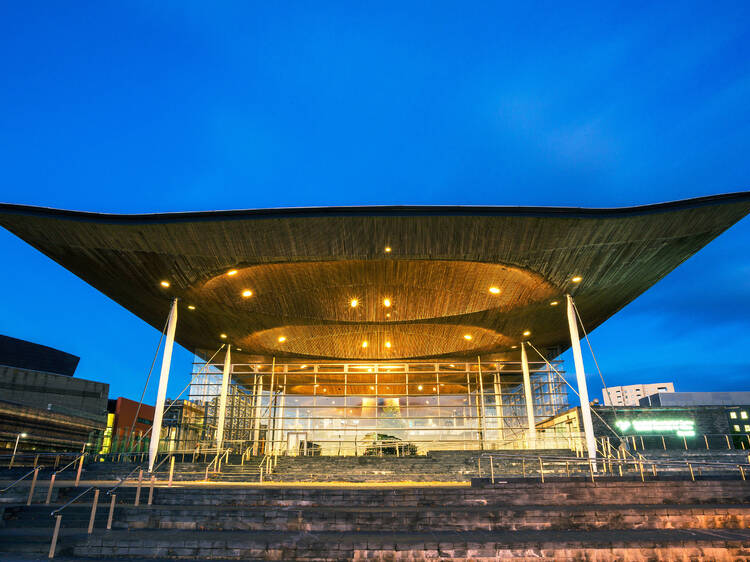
[1,2,749,406]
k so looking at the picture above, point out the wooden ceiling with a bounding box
[1,192,748,362]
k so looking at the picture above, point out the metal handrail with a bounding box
[1,467,39,493]
[54,453,85,476]
[50,485,97,516]
[106,464,144,496]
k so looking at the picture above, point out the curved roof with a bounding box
[1,192,749,362]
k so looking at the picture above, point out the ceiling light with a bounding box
[323,388,327,392]
[301,365,307,369]
[386,313,391,318]
[385,341,391,348]
[523,330,531,337]
[187,305,195,310]
[362,341,368,348]
[463,334,473,340]
[433,387,436,391]
[236,348,242,351]
[384,246,392,253]
[242,289,253,298]
[227,269,238,276]
[220,334,227,339]
[571,276,582,283]
[511,345,518,349]
[383,298,391,307]
[550,301,559,306]
[489,286,501,294]
[370,386,375,390]
[449,364,455,368]
[278,336,286,343]
[350,299,358,308]
[160,280,170,288]
[418,385,423,391]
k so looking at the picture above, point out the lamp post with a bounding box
[9,432,28,469]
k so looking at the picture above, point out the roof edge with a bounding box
[1,190,749,224]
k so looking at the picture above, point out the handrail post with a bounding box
[521,458,526,478]
[147,474,155,506]
[27,467,39,506]
[490,457,495,484]
[739,465,746,481]
[477,457,481,477]
[46,473,56,505]
[168,456,175,487]
[588,460,596,485]
[88,489,99,534]
[75,454,84,487]
[539,457,544,483]
[687,462,695,481]
[726,435,731,449]
[49,514,62,558]
[135,469,143,506]
[704,435,709,450]
[107,494,116,530]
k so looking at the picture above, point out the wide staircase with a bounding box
[3,473,750,559]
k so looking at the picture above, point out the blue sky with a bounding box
[1,2,749,405]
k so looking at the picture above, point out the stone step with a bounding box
[65,528,750,560]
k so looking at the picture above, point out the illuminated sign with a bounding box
[615,419,695,437]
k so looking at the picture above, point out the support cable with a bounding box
[133,344,226,452]
[126,311,170,450]
[570,298,622,427]
[525,340,626,444]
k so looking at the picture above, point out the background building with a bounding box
[603,382,675,406]
[0,335,108,452]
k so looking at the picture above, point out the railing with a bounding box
[0,466,41,505]
[48,485,101,557]
[478,448,750,485]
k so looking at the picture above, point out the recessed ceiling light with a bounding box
[242,289,253,298]
[227,269,238,276]
[523,330,531,337]
[383,298,391,307]
[489,286,501,294]
[418,385,423,391]
[350,299,358,308]
[301,365,307,369]
[571,276,582,283]
[220,334,227,339]
[433,387,436,391]
[362,341,368,348]
[511,345,518,349]
[236,348,242,351]
[449,364,455,368]
[463,334,473,340]
[550,301,559,306]
[187,305,196,310]
[384,246,392,253]
[385,341,391,348]
[323,388,327,392]
[278,336,286,343]
[386,313,391,318]
[160,280,170,288]
[370,386,375,390]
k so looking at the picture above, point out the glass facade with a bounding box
[175,359,571,456]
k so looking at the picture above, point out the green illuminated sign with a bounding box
[615,419,695,437]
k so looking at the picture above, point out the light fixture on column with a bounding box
[187,305,196,310]
[384,246,392,253]
[489,286,501,294]
[522,330,531,337]
[385,341,391,348]
[362,341,368,348]
[220,333,227,339]
[227,269,238,276]
[350,298,358,308]
[550,301,559,306]
[571,275,582,283]
[241,289,253,298]
[383,298,391,307]
[160,280,170,288]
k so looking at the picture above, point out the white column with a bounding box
[148,298,178,472]
[566,294,597,463]
[521,342,536,447]
[215,345,231,453]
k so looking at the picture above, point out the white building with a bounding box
[602,382,675,406]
